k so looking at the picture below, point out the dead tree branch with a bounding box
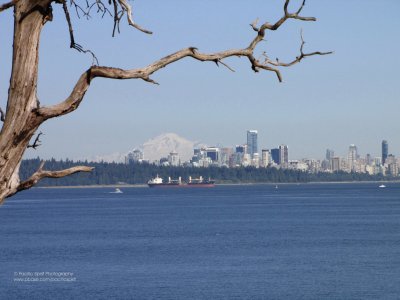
[16,161,94,194]
[262,30,333,69]
[69,0,90,19]
[117,0,152,34]
[0,0,16,12]
[27,131,43,149]
[37,0,331,120]
[62,0,99,65]
[111,0,120,36]
[87,0,112,17]
[0,107,5,122]
[67,0,150,36]
[63,0,153,62]
[62,0,77,48]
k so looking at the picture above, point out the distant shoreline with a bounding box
[36,180,400,189]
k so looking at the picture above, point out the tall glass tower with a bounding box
[382,140,388,165]
[347,144,358,171]
[326,149,334,161]
[279,144,289,165]
[271,148,280,165]
[246,130,258,158]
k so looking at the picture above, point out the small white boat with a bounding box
[275,185,278,189]
[379,184,386,188]
[110,188,123,193]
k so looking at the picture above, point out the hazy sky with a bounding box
[1,0,399,160]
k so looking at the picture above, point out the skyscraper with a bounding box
[382,140,388,165]
[246,130,258,158]
[220,147,233,166]
[205,147,220,163]
[261,149,271,167]
[235,144,247,154]
[331,157,340,172]
[279,144,289,166]
[271,148,280,165]
[326,149,334,161]
[348,144,358,171]
[168,151,180,166]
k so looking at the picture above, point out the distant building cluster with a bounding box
[125,133,398,177]
[322,140,398,176]
[125,149,148,164]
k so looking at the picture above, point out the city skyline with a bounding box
[125,131,398,177]
[1,1,399,160]
[124,131,396,163]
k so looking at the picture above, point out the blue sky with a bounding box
[1,0,399,160]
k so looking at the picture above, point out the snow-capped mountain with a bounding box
[81,133,203,163]
[142,133,203,162]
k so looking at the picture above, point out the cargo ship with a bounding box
[187,176,215,187]
[147,175,215,188]
[147,175,184,187]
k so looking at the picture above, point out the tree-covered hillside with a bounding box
[19,158,390,187]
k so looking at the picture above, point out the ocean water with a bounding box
[1,183,400,299]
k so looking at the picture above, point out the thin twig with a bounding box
[27,132,43,150]
[62,0,99,65]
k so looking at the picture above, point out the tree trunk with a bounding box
[0,1,49,201]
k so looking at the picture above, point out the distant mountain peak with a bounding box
[80,132,204,163]
[142,133,203,162]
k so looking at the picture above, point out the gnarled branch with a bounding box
[38,36,330,121]
[36,0,331,123]
[16,161,94,193]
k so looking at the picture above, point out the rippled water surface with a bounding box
[1,183,400,299]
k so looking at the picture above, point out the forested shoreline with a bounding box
[18,158,395,187]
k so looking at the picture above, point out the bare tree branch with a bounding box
[35,0,331,121]
[27,131,43,149]
[87,0,112,17]
[0,107,5,122]
[16,161,94,193]
[62,0,76,47]
[117,0,152,34]
[38,45,330,120]
[70,0,90,19]
[67,0,150,36]
[215,59,236,72]
[63,0,152,61]
[111,0,120,37]
[0,0,16,12]
[37,1,331,120]
[62,0,99,65]
[262,30,333,68]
